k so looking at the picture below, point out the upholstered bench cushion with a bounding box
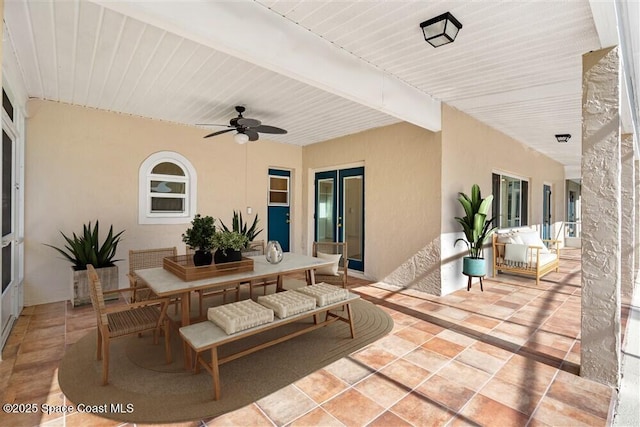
[295,282,349,307]
[257,290,316,319]
[207,299,274,335]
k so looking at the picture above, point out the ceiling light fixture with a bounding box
[420,12,463,48]
[234,133,249,144]
[555,134,571,143]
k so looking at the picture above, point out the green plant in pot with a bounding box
[454,184,497,277]
[212,230,249,264]
[220,210,262,248]
[182,214,216,266]
[45,220,124,306]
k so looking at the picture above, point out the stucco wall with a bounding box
[441,104,566,294]
[302,122,442,284]
[24,100,302,305]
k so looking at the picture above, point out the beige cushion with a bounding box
[257,290,316,319]
[295,282,349,307]
[517,231,549,253]
[505,243,529,263]
[316,252,341,276]
[208,299,274,335]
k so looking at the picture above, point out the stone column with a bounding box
[635,159,640,284]
[581,47,621,387]
[621,133,635,300]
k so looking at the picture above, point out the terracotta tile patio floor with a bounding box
[0,249,629,426]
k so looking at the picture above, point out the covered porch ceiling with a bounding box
[3,0,639,179]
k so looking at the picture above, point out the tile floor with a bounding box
[0,249,630,426]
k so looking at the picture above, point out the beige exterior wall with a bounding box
[302,122,442,282]
[24,100,302,305]
[440,104,565,294]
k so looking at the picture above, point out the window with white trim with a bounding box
[139,152,197,224]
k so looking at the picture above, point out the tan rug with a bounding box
[58,299,392,424]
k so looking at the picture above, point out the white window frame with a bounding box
[138,152,197,224]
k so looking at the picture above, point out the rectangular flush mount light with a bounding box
[420,12,463,47]
[555,134,571,143]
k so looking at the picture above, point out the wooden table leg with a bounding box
[181,291,192,369]
[309,269,316,285]
[479,276,484,292]
[467,275,472,291]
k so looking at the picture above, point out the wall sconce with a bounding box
[420,12,463,48]
[555,134,571,143]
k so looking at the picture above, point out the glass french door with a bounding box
[314,167,364,271]
[543,184,552,240]
[0,87,22,355]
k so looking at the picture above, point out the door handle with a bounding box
[1,238,12,248]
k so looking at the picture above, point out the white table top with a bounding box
[135,252,334,297]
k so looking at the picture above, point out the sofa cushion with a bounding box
[517,231,549,253]
[505,243,529,263]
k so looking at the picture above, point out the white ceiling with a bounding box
[3,0,638,177]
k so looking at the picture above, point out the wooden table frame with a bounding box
[179,294,359,400]
[135,253,334,367]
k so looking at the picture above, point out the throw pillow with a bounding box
[315,251,341,276]
[517,231,549,254]
[505,243,529,263]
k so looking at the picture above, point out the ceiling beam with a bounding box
[91,0,442,132]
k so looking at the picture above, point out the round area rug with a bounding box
[58,299,393,424]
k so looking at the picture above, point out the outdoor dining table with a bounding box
[134,252,334,368]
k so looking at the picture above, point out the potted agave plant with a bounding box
[220,210,263,248]
[454,184,497,277]
[45,221,124,306]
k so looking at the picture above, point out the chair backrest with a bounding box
[312,241,348,268]
[247,240,265,255]
[86,264,108,327]
[128,247,177,275]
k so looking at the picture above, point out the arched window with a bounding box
[139,152,197,224]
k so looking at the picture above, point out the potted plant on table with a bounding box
[212,229,249,264]
[220,210,263,250]
[45,220,124,306]
[182,214,216,266]
[454,184,497,277]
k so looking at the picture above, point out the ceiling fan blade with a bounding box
[196,123,233,127]
[245,130,259,141]
[203,128,235,138]
[237,117,261,127]
[252,125,288,135]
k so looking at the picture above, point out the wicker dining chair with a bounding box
[86,264,172,385]
[127,247,178,303]
[240,240,279,299]
[311,241,349,288]
[185,246,241,317]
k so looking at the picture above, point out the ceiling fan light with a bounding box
[234,133,250,144]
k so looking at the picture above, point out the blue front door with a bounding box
[267,169,290,252]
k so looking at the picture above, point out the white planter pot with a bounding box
[72,265,119,307]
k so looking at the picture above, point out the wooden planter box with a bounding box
[72,265,119,307]
[163,255,254,281]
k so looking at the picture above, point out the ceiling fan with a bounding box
[199,106,287,144]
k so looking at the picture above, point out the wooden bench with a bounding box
[492,232,561,285]
[179,292,359,400]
